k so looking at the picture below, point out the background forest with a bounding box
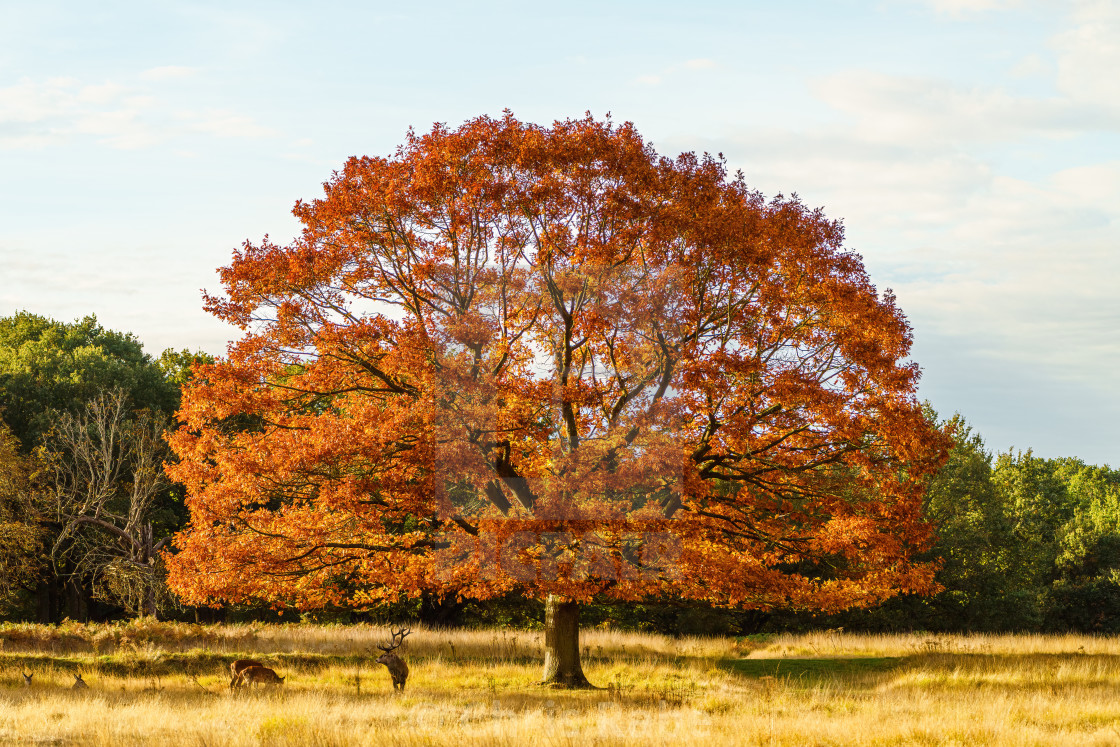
[2,311,1117,635]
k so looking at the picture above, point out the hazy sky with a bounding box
[2,0,1117,464]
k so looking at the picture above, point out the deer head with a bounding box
[72,673,88,690]
[376,626,411,658]
[21,672,32,687]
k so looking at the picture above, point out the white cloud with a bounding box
[923,0,1024,16]
[714,129,991,231]
[72,108,160,150]
[770,0,1120,396]
[707,106,1120,400]
[684,58,718,70]
[140,66,198,81]
[186,110,276,138]
[1,78,75,124]
[0,75,275,150]
[76,82,128,105]
[1051,0,1120,104]
[633,59,721,89]
[1010,53,1051,78]
[1051,161,1120,207]
[918,0,1119,106]
[893,165,1119,387]
[812,70,1119,145]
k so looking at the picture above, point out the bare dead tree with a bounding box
[48,389,174,618]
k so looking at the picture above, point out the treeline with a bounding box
[1,311,1117,633]
[0,312,206,622]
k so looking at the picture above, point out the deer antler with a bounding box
[377,626,411,653]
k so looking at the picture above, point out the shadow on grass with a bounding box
[0,652,372,679]
[720,656,903,682]
[721,652,1120,692]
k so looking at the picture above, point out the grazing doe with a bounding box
[229,659,266,691]
[21,672,32,687]
[233,665,285,690]
[72,674,89,690]
[375,626,411,691]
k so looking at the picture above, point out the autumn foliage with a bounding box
[166,113,949,615]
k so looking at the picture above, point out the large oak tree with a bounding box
[167,114,949,686]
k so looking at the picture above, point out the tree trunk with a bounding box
[145,577,158,620]
[66,578,83,621]
[540,595,595,689]
[36,579,56,623]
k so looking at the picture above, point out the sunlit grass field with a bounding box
[3,621,1120,745]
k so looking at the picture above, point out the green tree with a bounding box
[157,348,216,390]
[1046,463,1120,631]
[919,416,1045,630]
[992,451,1079,595]
[0,312,178,450]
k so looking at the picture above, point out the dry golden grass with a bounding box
[3,623,1120,745]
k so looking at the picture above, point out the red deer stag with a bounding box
[375,626,411,691]
[233,665,285,690]
[229,659,266,691]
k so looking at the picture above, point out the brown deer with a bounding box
[229,659,266,691]
[375,626,411,691]
[233,665,285,690]
[72,674,89,690]
[21,671,32,687]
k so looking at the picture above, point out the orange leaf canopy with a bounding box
[166,113,949,613]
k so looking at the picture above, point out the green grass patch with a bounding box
[720,656,903,681]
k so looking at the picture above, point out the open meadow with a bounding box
[2,622,1120,746]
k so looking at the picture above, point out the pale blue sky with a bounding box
[2,0,1117,464]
